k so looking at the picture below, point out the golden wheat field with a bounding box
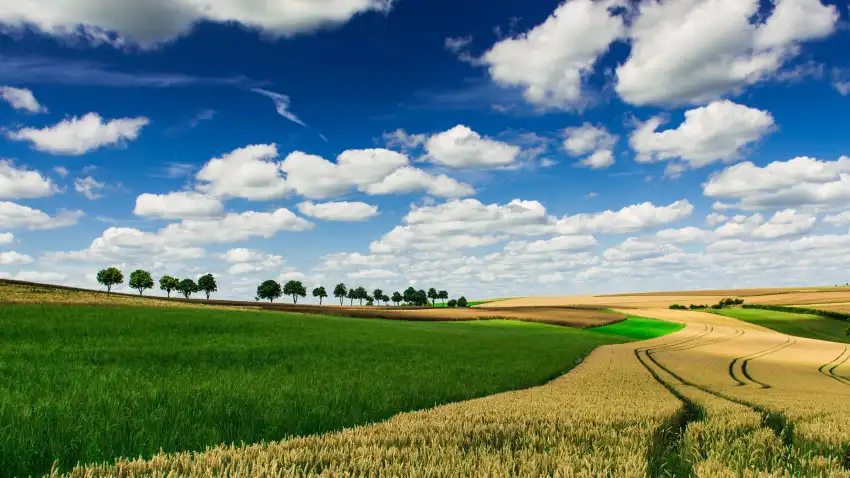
[47,286,850,477]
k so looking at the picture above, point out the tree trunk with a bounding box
[206,292,210,300]
[269,298,274,303]
[107,285,112,293]
[340,297,344,305]
[319,297,323,305]
[293,296,298,304]
[167,291,171,298]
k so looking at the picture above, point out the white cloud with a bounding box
[348,269,398,280]
[219,248,284,275]
[195,144,288,201]
[823,212,850,227]
[425,125,521,169]
[0,85,46,113]
[51,227,207,263]
[703,155,850,210]
[7,113,149,155]
[0,232,13,245]
[656,209,815,243]
[630,100,775,169]
[297,201,379,222]
[0,0,395,48]
[319,252,398,271]
[0,250,34,265]
[0,159,59,199]
[5,271,66,283]
[555,200,694,235]
[481,0,625,110]
[158,208,314,245]
[361,166,474,198]
[0,202,83,230]
[250,88,306,127]
[504,235,598,254]
[705,213,729,227]
[835,81,850,96]
[616,0,839,105]
[134,192,224,219]
[603,238,682,263]
[382,128,427,152]
[74,176,106,200]
[563,123,618,170]
[52,166,69,177]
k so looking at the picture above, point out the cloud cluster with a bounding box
[0,85,46,113]
[7,113,149,155]
[562,123,618,169]
[0,159,59,199]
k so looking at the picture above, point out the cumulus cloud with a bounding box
[74,176,106,199]
[425,125,521,169]
[504,235,598,254]
[481,0,625,110]
[382,128,427,153]
[0,202,83,230]
[0,232,13,245]
[158,209,314,245]
[360,167,475,198]
[195,144,288,201]
[563,123,618,169]
[0,0,395,48]
[616,0,839,105]
[555,200,694,235]
[134,191,224,219]
[297,201,379,222]
[219,248,284,275]
[630,100,775,170]
[0,85,46,113]
[0,250,34,265]
[703,155,850,210]
[4,271,67,283]
[348,269,398,279]
[0,159,59,199]
[6,113,149,155]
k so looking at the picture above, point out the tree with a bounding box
[366,296,374,306]
[427,288,438,306]
[257,280,282,303]
[159,275,179,298]
[448,299,458,308]
[381,293,391,305]
[197,273,217,300]
[128,269,154,296]
[417,290,428,307]
[283,280,307,304]
[347,288,357,306]
[392,291,402,306]
[334,283,348,306]
[96,267,123,293]
[438,290,448,305]
[313,286,328,305]
[373,289,384,306]
[355,286,368,306]
[177,279,198,299]
[457,296,468,308]
[403,286,417,305]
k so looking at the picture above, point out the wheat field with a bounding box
[45,286,850,477]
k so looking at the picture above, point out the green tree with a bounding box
[355,286,368,306]
[197,274,217,300]
[128,269,154,296]
[373,289,384,306]
[457,296,468,308]
[283,280,307,304]
[447,299,458,308]
[403,286,417,305]
[381,293,391,305]
[159,275,179,298]
[347,288,356,306]
[334,283,348,306]
[438,290,448,305]
[391,291,402,306]
[366,296,374,306]
[427,288,438,306]
[417,290,428,306]
[257,280,282,303]
[96,267,123,293]
[176,279,198,299]
[312,286,328,305]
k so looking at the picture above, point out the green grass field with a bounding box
[588,316,685,341]
[0,304,633,477]
[713,308,850,343]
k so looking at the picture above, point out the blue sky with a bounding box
[1,0,849,301]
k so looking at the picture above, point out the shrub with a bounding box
[710,304,722,310]
[669,304,688,310]
[457,297,468,308]
[689,304,708,310]
[742,304,850,321]
[447,299,457,308]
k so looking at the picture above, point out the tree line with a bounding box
[95,267,468,307]
[96,267,218,299]
[256,280,468,307]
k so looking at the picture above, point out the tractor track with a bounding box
[819,346,850,387]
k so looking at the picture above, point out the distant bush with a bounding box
[669,304,688,310]
[718,297,745,308]
[689,304,708,310]
[710,304,723,310]
[447,299,457,308]
[743,304,850,322]
[457,297,468,308]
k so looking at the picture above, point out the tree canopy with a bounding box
[159,275,179,298]
[96,267,124,293]
[312,286,328,305]
[176,279,198,299]
[427,288,438,306]
[391,291,402,306]
[197,274,217,300]
[334,283,348,305]
[128,270,154,296]
[283,280,307,304]
[373,289,384,305]
[457,296,468,308]
[257,280,282,303]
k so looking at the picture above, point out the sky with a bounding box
[0,0,849,302]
